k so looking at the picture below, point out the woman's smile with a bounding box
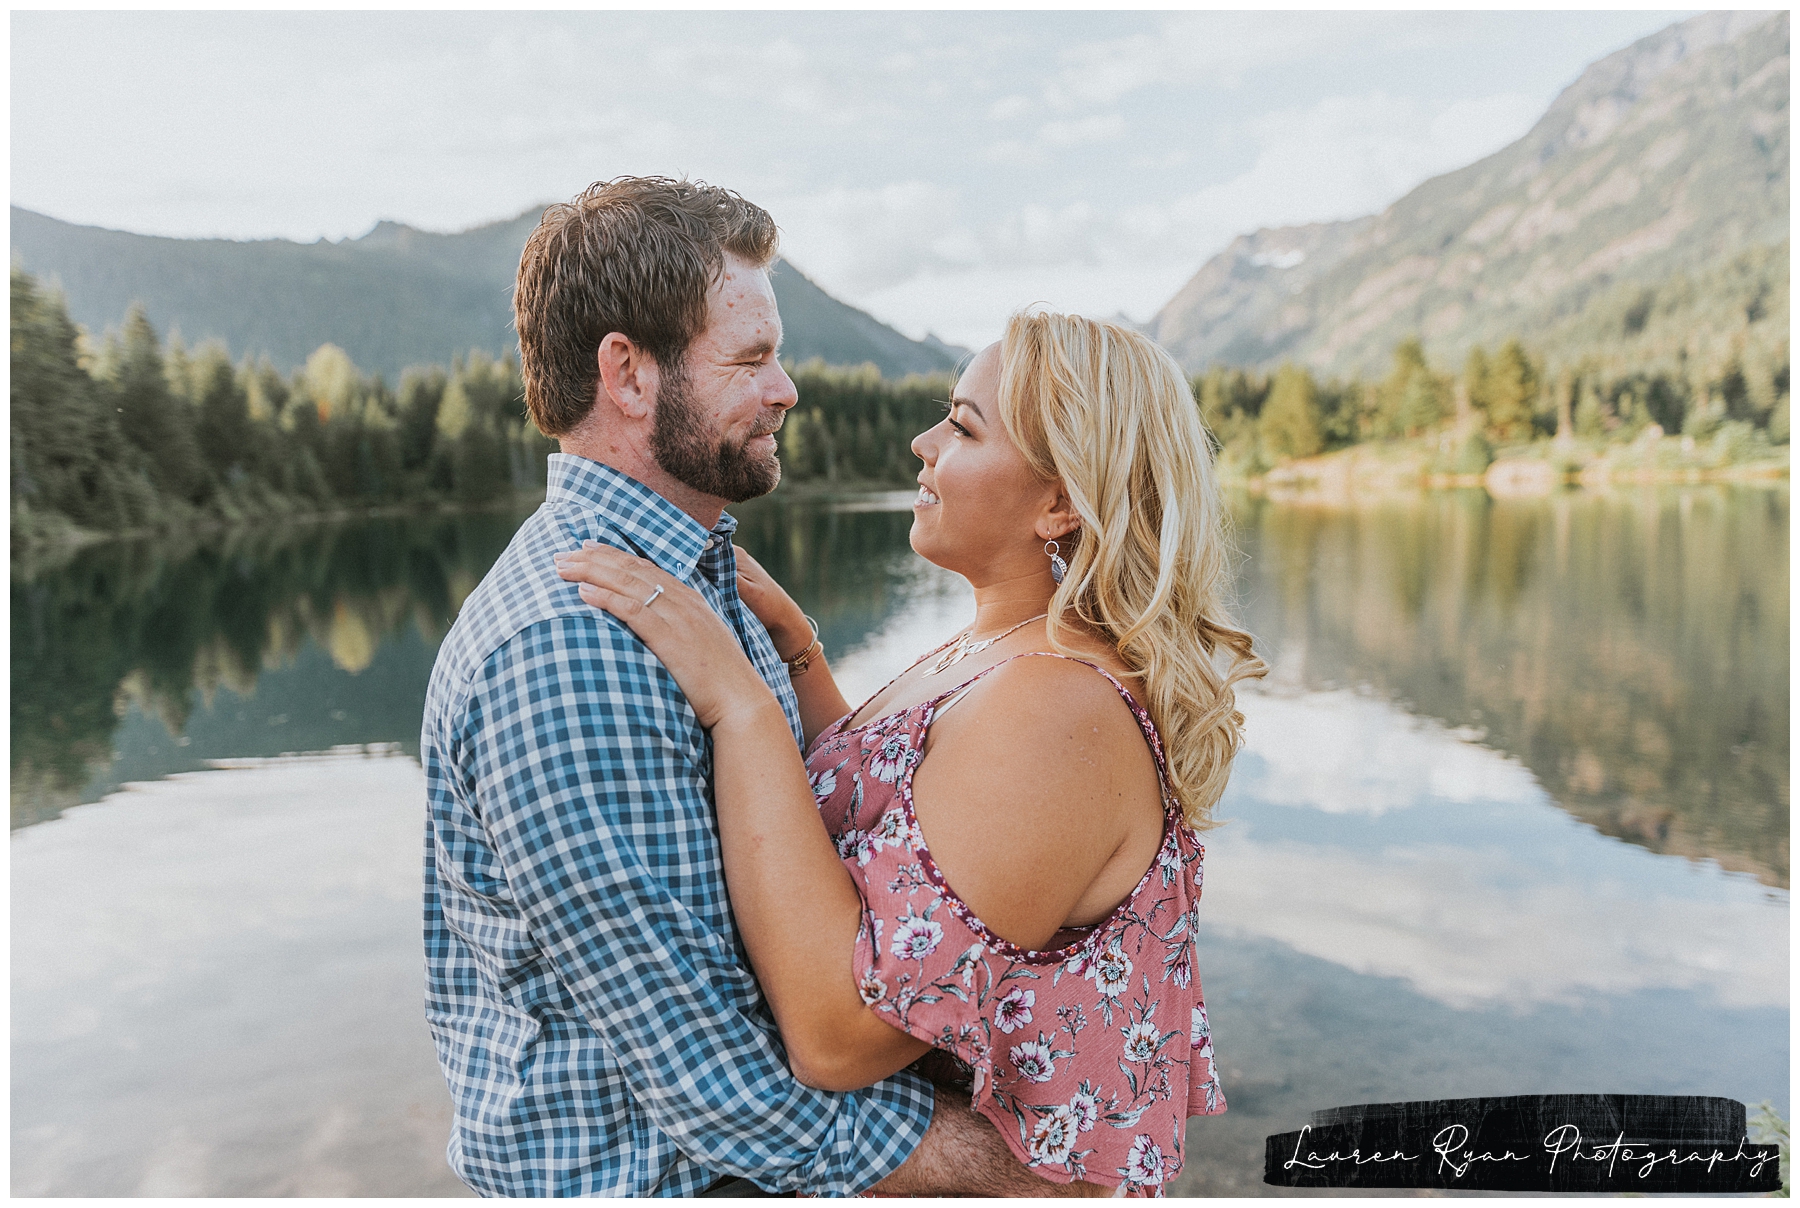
[914,483,941,508]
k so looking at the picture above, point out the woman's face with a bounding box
[909,342,1062,587]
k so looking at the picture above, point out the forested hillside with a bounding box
[10,268,952,550]
[1149,10,1789,386]
[9,206,962,381]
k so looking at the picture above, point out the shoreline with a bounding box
[10,492,549,570]
[13,453,1790,568]
[1230,439,1789,500]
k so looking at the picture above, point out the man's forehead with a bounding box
[699,261,782,355]
[715,255,777,301]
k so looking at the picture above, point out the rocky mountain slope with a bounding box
[1149,10,1789,378]
[9,206,962,381]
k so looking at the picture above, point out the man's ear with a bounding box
[1033,480,1082,542]
[595,332,661,421]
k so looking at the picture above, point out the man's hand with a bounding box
[871,1095,1110,1197]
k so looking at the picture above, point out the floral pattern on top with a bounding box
[805,652,1225,1197]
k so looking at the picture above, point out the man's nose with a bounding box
[767,360,799,412]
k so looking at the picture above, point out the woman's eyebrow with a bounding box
[950,397,985,421]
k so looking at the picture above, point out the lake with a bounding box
[11,483,1788,1196]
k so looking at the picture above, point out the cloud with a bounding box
[1113,87,1547,271]
[987,94,1034,122]
[780,189,1128,297]
[1202,835,1789,1010]
[847,261,1198,348]
[794,84,1545,333]
[1038,113,1128,147]
[1199,687,1788,1011]
[1230,688,1542,817]
[1040,11,1435,106]
[987,202,1107,268]
[773,181,979,294]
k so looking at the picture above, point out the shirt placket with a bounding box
[699,532,803,748]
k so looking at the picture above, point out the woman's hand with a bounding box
[554,541,774,731]
[558,542,927,1095]
[735,544,852,747]
[733,546,811,660]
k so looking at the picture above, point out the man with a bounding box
[421,177,1056,1197]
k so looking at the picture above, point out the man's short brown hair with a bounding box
[514,176,779,437]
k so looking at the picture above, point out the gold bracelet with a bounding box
[784,638,823,677]
[781,616,822,676]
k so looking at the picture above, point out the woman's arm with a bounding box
[556,544,926,1089]
[708,693,932,1088]
[733,546,852,747]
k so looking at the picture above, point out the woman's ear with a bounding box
[1033,481,1082,542]
[596,332,661,421]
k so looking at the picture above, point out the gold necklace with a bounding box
[920,613,1048,677]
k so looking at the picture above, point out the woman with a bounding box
[554,312,1265,1195]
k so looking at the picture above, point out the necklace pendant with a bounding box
[924,638,971,676]
[918,612,1048,678]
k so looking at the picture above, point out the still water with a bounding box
[11,485,1788,1196]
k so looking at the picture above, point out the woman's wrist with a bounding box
[769,611,815,662]
[712,692,795,745]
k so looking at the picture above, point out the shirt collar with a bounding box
[546,454,737,581]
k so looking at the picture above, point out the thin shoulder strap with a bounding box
[931,678,983,719]
[928,652,1176,807]
[839,632,963,724]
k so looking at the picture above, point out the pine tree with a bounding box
[1464,346,1493,426]
[1574,378,1608,437]
[1379,338,1446,436]
[1484,340,1539,444]
[10,270,153,531]
[1259,363,1324,461]
[108,306,208,504]
[189,343,253,484]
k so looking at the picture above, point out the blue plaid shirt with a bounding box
[422,454,933,1197]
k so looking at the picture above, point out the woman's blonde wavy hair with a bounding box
[992,311,1267,829]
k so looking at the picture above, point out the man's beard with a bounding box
[649,362,782,503]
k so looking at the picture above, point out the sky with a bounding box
[12,9,1693,350]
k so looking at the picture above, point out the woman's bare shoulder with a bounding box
[909,650,1162,951]
[966,646,1145,726]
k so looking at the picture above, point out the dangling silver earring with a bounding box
[1045,539,1067,585]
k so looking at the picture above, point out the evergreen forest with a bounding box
[11,264,1789,555]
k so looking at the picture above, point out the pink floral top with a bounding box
[805,652,1224,1196]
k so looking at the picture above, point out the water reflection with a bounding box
[12,486,1789,890]
[8,493,951,830]
[10,484,1787,1197]
[1214,689,1785,1011]
[1229,485,1790,887]
[10,510,530,828]
[12,751,469,1196]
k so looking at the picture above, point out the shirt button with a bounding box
[702,537,716,550]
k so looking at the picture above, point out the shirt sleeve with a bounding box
[456,611,931,1197]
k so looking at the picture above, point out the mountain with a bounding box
[8,205,961,381]
[1148,10,1789,377]
[765,261,967,376]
